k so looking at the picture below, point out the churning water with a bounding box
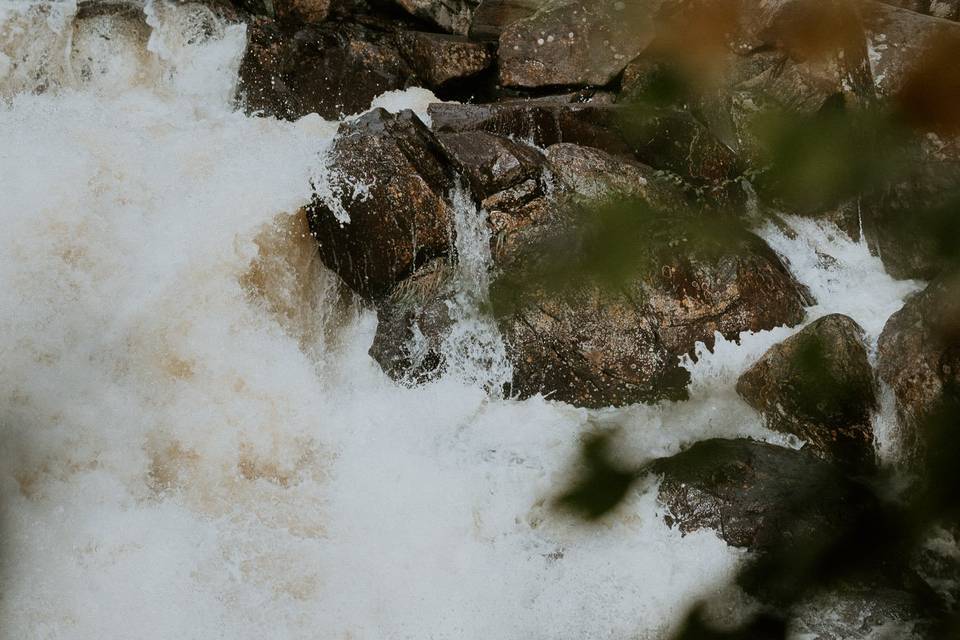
[0,2,923,638]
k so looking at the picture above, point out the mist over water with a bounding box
[0,2,922,638]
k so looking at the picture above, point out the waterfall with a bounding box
[0,2,924,638]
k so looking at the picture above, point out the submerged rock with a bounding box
[737,314,878,472]
[306,109,455,299]
[877,276,960,462]
[861,154,960,281]
[369,260,456,383]
[428,101,741,191]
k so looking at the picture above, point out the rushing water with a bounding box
[0,2,924,638]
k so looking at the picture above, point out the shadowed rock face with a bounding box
[238,17,414,119]
[236,14,495,120]
[653,438,873,550]
[878,275,960,462]
[737,314,879,472]
[306,109,455,300]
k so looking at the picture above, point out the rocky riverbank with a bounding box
[220,1,960,636]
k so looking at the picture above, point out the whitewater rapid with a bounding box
[0,2,922,638]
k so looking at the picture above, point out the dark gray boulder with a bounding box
[369,260,456,383]
[435,130,546,201]
[652,438,872,549]
[737,314,879,472]
[306,109,455,299]
[877,275,960,462]
[237,17,414,120]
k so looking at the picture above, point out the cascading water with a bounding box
[0,2,924,638]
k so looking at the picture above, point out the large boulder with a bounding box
[237,15,495,120]
[492,201,810,407]
[654,438,946,637]
[364,138,793,406]
[498,0,664,88]
[877,276,960,461]
[737,314,879,472]
[307,109,456,299]
[652,438,873,550]
[237,17,414,119]
[435,130,547,201]
[369,260,457,382]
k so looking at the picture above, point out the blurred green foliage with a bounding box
[536,1,960,637]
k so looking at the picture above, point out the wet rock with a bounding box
[469,0,540,39]
[493,208,809,407]
[652,438,872,550]
[237,17,414,120]
[877,276,960,461]
[428,101,741,191]
[498,0,664,88]
[397,31,494,87]
[737,314,878,471]
[369,260,456,382]
[306,109,455,299]
[436,130,546,200]
[391,0,479,34]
